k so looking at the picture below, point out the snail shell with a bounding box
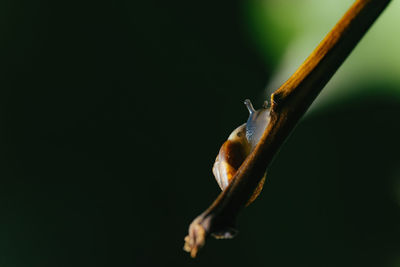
[212,99,270,206]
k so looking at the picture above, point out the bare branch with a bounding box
[184,0,391,258]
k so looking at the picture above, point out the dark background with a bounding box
[1,1,400,266]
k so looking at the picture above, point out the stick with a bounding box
[184,0,391,258]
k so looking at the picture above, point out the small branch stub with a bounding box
[184,0,391,258]
[183,219,206,258]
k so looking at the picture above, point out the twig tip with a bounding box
[183,220,207,258]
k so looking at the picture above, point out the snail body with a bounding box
[212,99,270,206]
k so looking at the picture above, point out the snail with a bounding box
[212,99,270,206]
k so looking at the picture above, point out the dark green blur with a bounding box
[1,1,399,266]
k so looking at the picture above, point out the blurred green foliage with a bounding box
[1,0,399,267]
[246,0,400,109]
